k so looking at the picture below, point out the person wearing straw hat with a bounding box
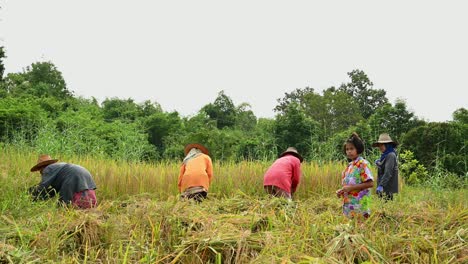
[372,133,399,200]
[29,154,97,209]
[178,143,213,202]
[263,147,303,200]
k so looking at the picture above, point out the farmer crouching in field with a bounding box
[263,147,303,200]
[29,154,97,209]
[178,143,213,202]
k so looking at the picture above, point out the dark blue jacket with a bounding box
[31,162,96,204]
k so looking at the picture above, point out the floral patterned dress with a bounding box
[341,156,374,218]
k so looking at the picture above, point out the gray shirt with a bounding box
[36,162,97,204]
[376,152,399,194]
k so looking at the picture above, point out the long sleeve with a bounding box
[290,161,301,194]
[205,156,213,184]
[379,153,396,188]
[178,164,186,192]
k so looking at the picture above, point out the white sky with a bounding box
[1,0,467,121]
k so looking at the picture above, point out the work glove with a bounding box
[376,185,383,193]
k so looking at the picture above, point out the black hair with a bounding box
[343,132,365,155]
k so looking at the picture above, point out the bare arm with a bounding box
[341,180,374,193]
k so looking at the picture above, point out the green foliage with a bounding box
[273,85,364,139]
[201,90,238,129]
[237,118,277,161]
[102,97,147,122]
[401,122,467,176]
[0,46,5,82]
[30,110,155,161]
[3,61,72,99]
[424,170,468,190]
[0,97,47,142]
[452,107,468,124]
[320,87,363,137]
[399,150,428,185]
[0,56,464,186]
[143,111,181,155]
[274,103,318,159]
[339,69,388,119]
[368,99,423,140]
[234,102,257,131]
[274,87,315,114]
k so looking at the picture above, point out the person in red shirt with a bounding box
[263,147,303,199]
[178,143,213,202]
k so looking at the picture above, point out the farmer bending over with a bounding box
[29,154,97,209]
[263,147,303,200]
[178,143,213,202]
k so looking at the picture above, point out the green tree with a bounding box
[237,118,277,160]
[274,103,318,159]
[453,108,468,124]
[339,69,388,118]
[274,87,315,114]
[401,122,467,176]
[275,87,361,139]
[235,102,257,131]
[144,111,181,155]
[0,97,47,142]
[201,90,237,129]
[102,98,142,122]
[0,46,6,82]
[368,99,422,140]
[321,87,363,136]
[3,61,72,99]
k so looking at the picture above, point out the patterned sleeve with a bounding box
[360,160,374,182]
[341,169,346,185]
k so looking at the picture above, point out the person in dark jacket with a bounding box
[29,154,97,209]
[372,133,399,201]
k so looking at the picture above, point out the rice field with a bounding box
[0,148,466,263]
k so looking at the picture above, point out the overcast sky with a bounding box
[1,1,467,121]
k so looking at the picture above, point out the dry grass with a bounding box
[0,147,466,263]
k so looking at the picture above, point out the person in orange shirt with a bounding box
[178,143,213,201]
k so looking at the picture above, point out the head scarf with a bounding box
[378,143,396,162]
[183,148,202,164]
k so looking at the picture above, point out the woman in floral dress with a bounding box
[336,133,374,219]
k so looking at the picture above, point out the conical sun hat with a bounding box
[279,147,304,163]
[184,143,209,156]
[372,133,398,147]
[30,154,59,172]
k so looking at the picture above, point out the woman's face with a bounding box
[345,143,358,160]
[378,143,386,153]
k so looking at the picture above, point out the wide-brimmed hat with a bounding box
[279,147,303,163]
[184,143,209,156]
[30,154,59,172]
[372,133,398,147]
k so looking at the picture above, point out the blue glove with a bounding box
[376,186,383,192]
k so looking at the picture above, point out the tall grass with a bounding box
[0,147,345,201]
[0,147,466,263]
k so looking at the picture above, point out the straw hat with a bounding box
[184,143,209,156]
[279,147,304,163]
[372,133,398,147]
[30,154,59,172]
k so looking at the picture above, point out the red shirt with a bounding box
[263,154,302,194]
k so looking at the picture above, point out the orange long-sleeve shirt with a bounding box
[178,154,213,192]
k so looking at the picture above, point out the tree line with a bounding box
[0,47,466,180]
